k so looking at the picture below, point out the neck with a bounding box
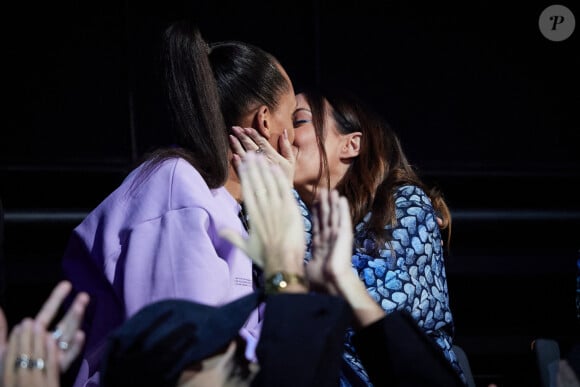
[225,163,243,203]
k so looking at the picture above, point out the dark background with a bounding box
[1,1,579,386]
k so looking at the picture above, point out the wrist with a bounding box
[336,276,385,327]
[264,271,308,295]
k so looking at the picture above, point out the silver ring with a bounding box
[51,327,64,341]
[31,358,46,370]
[255,147,264,154]
[57,340,70,351]
[14,354,30,370]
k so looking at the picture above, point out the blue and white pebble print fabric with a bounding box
[341,185,467,386]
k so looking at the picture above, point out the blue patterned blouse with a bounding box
[299,186,466,386]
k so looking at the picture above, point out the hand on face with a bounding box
[229,126,295,187]
[220,152,305,277]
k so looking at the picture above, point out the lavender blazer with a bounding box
[62,157,259,386]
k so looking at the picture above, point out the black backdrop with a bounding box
[2,1,579,386]
[3,1,579,169]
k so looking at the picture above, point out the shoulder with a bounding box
[127,157,215,209]
[394,185,432,208]
[393,185,439,230]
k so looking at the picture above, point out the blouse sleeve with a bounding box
[353,186,454,335]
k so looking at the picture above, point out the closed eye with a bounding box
[293,119,311,127]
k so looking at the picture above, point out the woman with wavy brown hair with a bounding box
[231,87,464,386]
[292,88,463,386]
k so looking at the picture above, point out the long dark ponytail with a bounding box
[135,21,229,189]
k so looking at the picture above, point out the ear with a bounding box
[251,105,272,140]
[340,132,362,159]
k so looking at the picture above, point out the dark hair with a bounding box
[302,88,452,249]
[134,21,291,190]
[208,41,290,128]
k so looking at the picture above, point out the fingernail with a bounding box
[283,129,288,139]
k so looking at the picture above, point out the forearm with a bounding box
[333,274,385,328]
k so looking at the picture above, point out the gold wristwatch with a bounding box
[264,272,307,294]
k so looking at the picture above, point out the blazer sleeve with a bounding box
[253,293,352,387]
[352,310,465,387]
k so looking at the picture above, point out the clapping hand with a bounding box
[220,152,305,277]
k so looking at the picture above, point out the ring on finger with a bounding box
[51,327,64,341]
[255,147,264,154]
[31,358,46,371]
[14,354,31,370]
[57,340,70,351]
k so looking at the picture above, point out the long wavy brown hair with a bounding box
[301,88,451,250]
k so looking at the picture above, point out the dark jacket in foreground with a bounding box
[254,293,465,387]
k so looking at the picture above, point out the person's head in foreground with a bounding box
[100,292,262,387]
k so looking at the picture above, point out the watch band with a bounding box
[264,271,307,294]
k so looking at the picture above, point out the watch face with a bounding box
[272,272,284,286]
[272,272,287,289]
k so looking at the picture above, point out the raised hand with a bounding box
[307,188,385,327]
[2,319,60,387]
[34,281,89,372]
[306,188,355,295]
[220,152,305,277]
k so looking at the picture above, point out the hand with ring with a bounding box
[0,281,89,385]
[1,318,59,387]
[229,126,296,187]
[34,281,90,373]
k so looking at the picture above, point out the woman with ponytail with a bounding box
[61,21,298,387]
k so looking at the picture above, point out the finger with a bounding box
[238,154,268,239]
[35,280,72,328]
[318,189,331,244]
[231,126,258,150]
[229,134,247,157]
[269,162,292,201]
[45,334,59,387]
[242,153,273,232]
[278,129,295,162]
[257,159,282,210]
[4,323,21,383]
[231,126,256,151]
[0,307,7,350]
[219,229,264,268]
[231,153,242,172]
[232,126,268,154]
[20,319,34,363]
[338,196,353,231]
[31,321,46,384]
[242,127,273,152]
[329,190,341,241]
[53,291,89,370]
[219,229,248,254]
[59,329,85,373]
[252,156,278,233]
